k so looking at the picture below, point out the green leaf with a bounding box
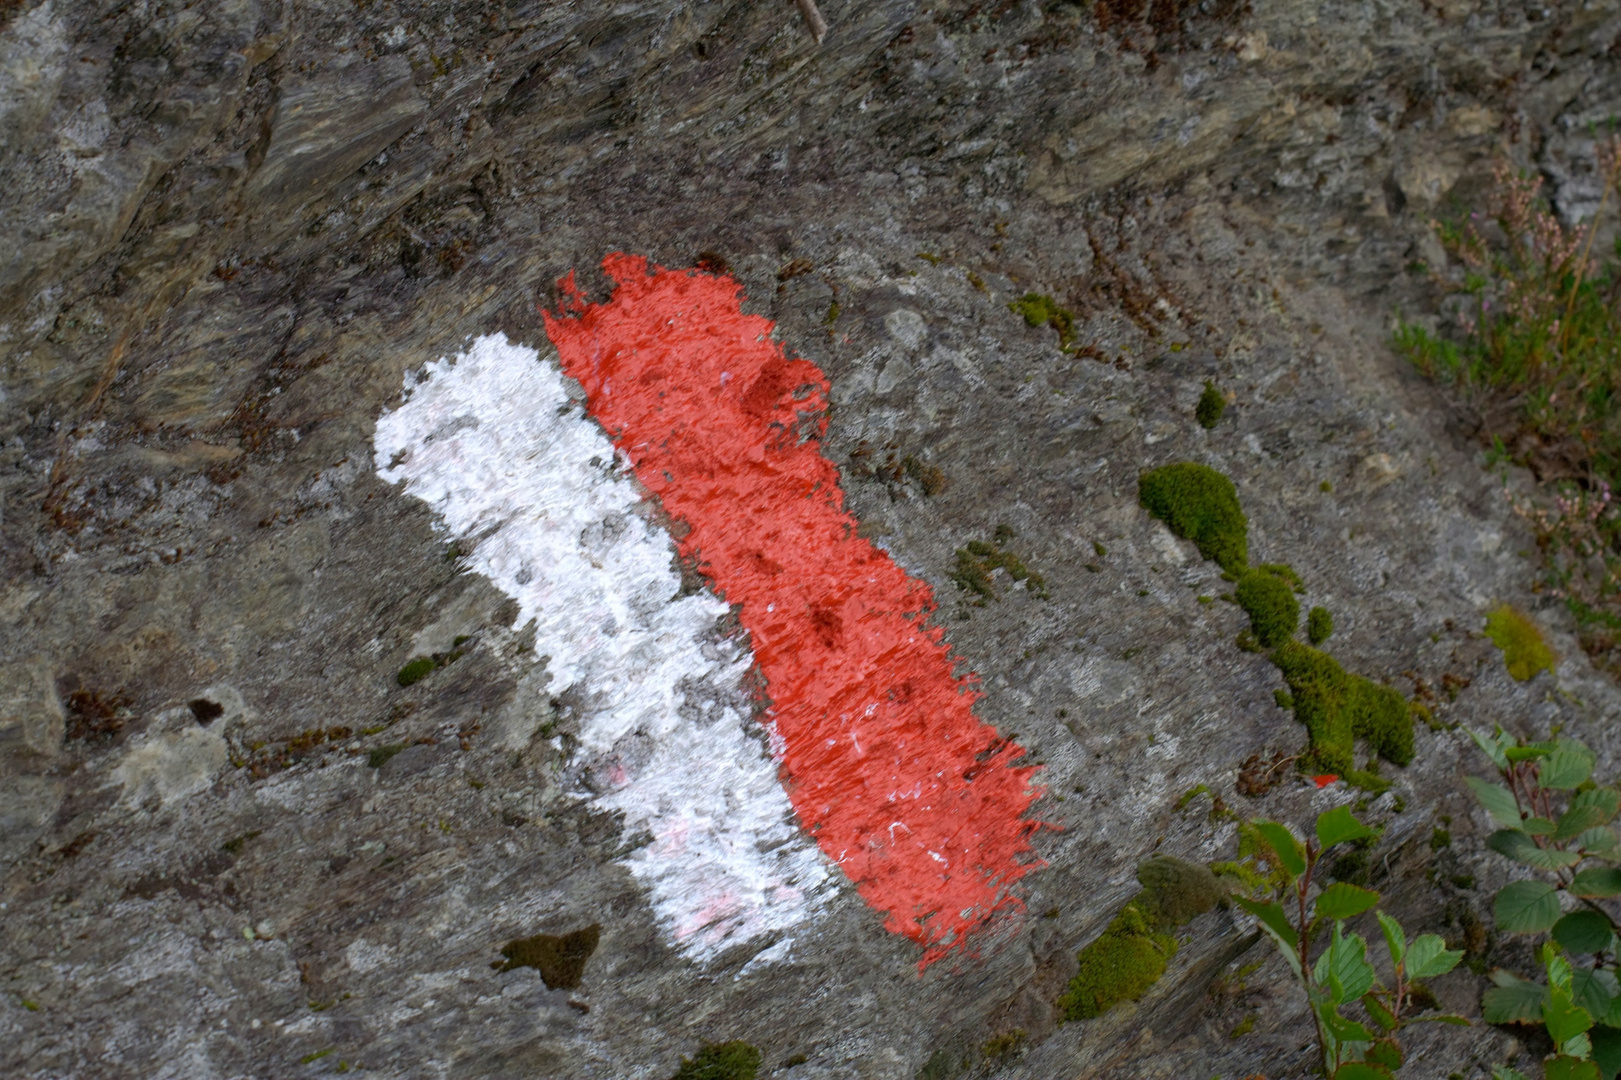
[1590,1024,1621,1080]
[1315,883,1381,921]
[1573,967,1621,1020]
[1556,911,1618,955]
[1528,817,1562,836]
[1255,821,1305,878]
[1488,829,1582,871]
[1546,1055,1601,1080]
[1365,1038,1403,1068]
[1547,943,1577,991]
[1469,726,1511,770]
[1333,1063,1394,1080]
[1406,1013,1471,1025]
[1492,1068,1531,1080]
[1573,787,1621,823]
[1376,911,1405,968]
[1545,741,1599,790]
[1361,992,1398,1032]
[1468,776,1526,829]
[1319,1003,1375,1044]
[1496,880,1562,932]
[1406,933,1464,979]
[1317,805,1377,851]
[1564,804,1619,840]
[1315,924,1377,1004]
[1545,985,1596,1046]
[1482,970,1546,1023]
[1236,897,1301,977]
[1578,828,1621,855]
[1567,1033,1597,1061]
[1573,868,1621,898]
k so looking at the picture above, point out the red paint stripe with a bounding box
[543,254,1042,963]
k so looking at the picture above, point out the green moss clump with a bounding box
[1058,856,1223,1021]
[1137,463,1249,573]
[1057,904,1174,1020]
[1235,570,1300,648]
[1272,641,1414,785]
[1196,382,1226,428]
[397,657,436,686]
[670,1041,761,1080]
[1009,293,1077,351]
[1483,604,1557,681]
[1307,606,1334,645]
[495,924,601,989]
[1134,855,1225,925]
[1255,563,1304,592]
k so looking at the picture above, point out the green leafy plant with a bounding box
[1468,727,1621,1078]
[1237,806,1466,1077]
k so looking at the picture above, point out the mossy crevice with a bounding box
[396,637,471,687]
[670,1041,761,1080]
[1136,461,1415,791]
[1057,856,1223,1021]
[1483,603,1557,681]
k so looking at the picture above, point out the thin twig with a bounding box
[795,0,828,43]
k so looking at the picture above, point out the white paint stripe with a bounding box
[373,333,827,961]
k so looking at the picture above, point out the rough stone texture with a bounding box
[3,1,1621,1077]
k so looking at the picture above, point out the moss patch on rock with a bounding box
[670,1041,761,1080]
[1058,856,1223,1021]
[1010,292,1076,351]
[1235,569,1300,648]
[1272,641,1413,785]
[1307,605,1334,645]
[494,924,601,989]
[1138,462,1249,573]
[949,525,1047,604]
[1484,603,1557,681]
[1196,381,1226,428]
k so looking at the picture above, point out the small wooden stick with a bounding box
[795,0,828,43]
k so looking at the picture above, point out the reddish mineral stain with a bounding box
[543,254,1042,963]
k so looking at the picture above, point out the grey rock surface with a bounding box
[3,1,1621,1077]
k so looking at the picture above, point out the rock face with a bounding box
[3,1,1621,1077]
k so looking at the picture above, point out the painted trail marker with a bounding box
[376,255,1042,969]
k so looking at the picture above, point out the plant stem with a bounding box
[1561,143,1620,353]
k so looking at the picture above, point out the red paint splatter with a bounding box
[1313,774,1339,789]
[543,254,1043,964]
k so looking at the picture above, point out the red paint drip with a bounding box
[543,255,1043,964]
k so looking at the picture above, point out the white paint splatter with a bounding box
[373,333,826,961]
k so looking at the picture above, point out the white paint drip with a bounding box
[374,333,827,962]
